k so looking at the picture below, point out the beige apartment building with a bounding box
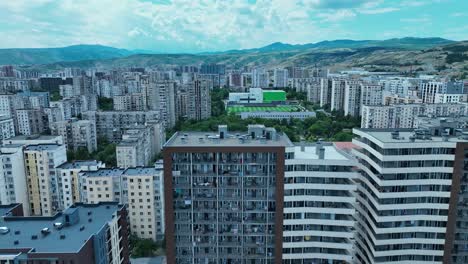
[24,144,67,216]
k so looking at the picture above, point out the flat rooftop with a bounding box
[81,168,124,177]
[124,167,162,176]
[58,160,102,169]
[0,203,123,253]
[5,135,61,141]
[165,131,293,148]
[292,145,350,160]
[355,128,468,143]
[24,144,63,151]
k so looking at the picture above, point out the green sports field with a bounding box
[228,105,301,114]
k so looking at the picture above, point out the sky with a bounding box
[0,0,467,53]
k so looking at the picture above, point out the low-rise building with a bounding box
[0,202,130,264]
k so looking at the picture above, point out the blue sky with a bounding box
[0,0,467,53]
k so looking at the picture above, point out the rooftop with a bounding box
[124,167,162,176]
[354,128,468,144]
[165,128,293,148]
[0,203,123,253]
[81,168,125,178]
[291,144,350,160]
[5,134,61,141]
[24,144,63,151]
[58,160,102,169]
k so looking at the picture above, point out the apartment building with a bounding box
[116,123,163,168]
[16,108,48,135]
[113,93,147,111]
[330,78,347,112]
[50,118,97,153]
[164,124,291,264]
[187,79,212,121]
[351,124,468,263]
[273,69,289,88]
[56,160,105,209]
[282,142,359,264]
[361,103,468,129]
[146,80,176,128]
[82,110,159,142]
[80,167,165,241]
[0,115,15,141]
[360,83,384,107]
[252,68,269,88]
[0,202,130,264]
[344,79,362,117]
[24,144,67,216]
[126,167,165,241]
[0,145,28,215]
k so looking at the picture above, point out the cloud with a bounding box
[359,7,399,14]
[400,17,431,23]
[0,0,464,52]
[317,10,356,22]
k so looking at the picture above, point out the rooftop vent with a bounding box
[87,211,92,216]
[391,130,400,140]
[54,222,64,230]
[14,240,19,245]
[0,227,10,234]
[31,235,38,240]
[88,218,93,223]
[79,226,85,231]
[60,235,66,240]
[41,228,50,236]
[14,230,20,235]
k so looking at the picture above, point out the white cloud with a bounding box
[360,7,399,14]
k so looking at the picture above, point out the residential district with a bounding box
[0,64,468,264]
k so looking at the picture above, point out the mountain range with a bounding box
[0,37,455,65]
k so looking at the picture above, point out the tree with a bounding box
[98,97,113,111]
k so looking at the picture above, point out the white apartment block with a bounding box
[0,116,15,140]
[361,103,468,129]
[351,127,468,263]
[80,167,165,241]
[344,79,362,117]
[0,145,29,215]
[116,126,154,168]
[273,68,289,88]
[50,118,97,153]
[82,110,159,142]
[43,106,64,124]
[330,78,347,111]
[252,68,269,88]
[24,144,67,216]
[16,109,48,135]
[283,142,359,263]
[59,84,78,98]
[434,93,467,104]
[113,93,147,111]
[56,160,105,210]
[360,83,384,108]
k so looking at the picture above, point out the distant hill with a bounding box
[29,40,468,79]
[216,37,455,54]
[0,45,135,65]
[0,37,455,66]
